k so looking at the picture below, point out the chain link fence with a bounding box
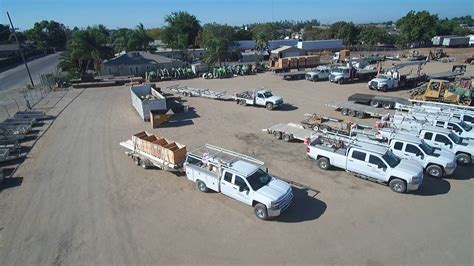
[0,73,56,121]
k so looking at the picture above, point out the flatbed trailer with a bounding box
[277,71,307,80]
[119,139,183,172]
[301,114,353,134]
[348,93,410,109]
[427,71,464,81]
[166,85,233,101]
[263,123,317,142]
[326,101,394,119]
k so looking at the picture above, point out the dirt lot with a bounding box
[0,60,472,265]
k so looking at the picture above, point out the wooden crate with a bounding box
[131,131,187,164]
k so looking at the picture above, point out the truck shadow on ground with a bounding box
[450,166,472,180]
[277,103,298,112]
[412,177,450,196]
[275,187,327,223]
[0,167,23,191]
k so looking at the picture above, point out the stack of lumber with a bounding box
[132,131,186,164]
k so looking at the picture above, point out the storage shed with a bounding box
[442,36,469,47]
[270,46,305,59]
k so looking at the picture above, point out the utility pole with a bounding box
[7,11,35,87]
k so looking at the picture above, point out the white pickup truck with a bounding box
[390,114,474,139]
[418,126,474,165]
[379,125,474,165]
[305,66,331,81]
[184,144,293,220]
[234,89,284,110]
[357,133,457,178]
[368,74,399,91]
[307,136,423,193]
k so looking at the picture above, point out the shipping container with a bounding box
[442,36,470,47]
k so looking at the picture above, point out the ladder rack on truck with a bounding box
[166,85,233,100]
[326,101,394,119]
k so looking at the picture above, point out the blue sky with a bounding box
[1,0,473,30]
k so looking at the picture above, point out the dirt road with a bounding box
[0,61,472,265]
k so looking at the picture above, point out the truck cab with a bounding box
[305,67,331,81]
[387,134,457,178]
[185,144,293,220]
[419,126,474,164]
[235,89,284,110]
[329,67,350,84]
[368,74,399,91]
[433,118,474,139]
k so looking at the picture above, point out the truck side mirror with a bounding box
[266,168,268,173]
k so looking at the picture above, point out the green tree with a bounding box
[358,25,390,45]
[252,23,278,50]
[146,28,162,40]
[25,20,68,50]
[328,21,360,45]
[304,28,331,40]
[198,23,235,65]
[0,24,11,44]
[162,11,201,49]
[436,19,470,36]
[396,10,438,46]
[60,26,114,75]
[234,27,253,40]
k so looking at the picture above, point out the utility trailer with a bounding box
[119,131,186,172]
[13,111,52,121]
[166,85,233,100]
[0,123,31,135]
[0,131,25,141]
[301,114,354,134]
[2,118,37,127]
[0,147,25,163]
[326,101,394,119]
[0,139,20,149]
[348,93,410,109]
[263,123,317,142]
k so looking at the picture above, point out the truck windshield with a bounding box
[448,132,462,144]
[419,141,435,155]
[247,169,272,191]
[263,91,273,98]
[459,121,472,131]
[382,150,401,168]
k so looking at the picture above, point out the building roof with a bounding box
[103,51,177,66]
[233,40,257,50]
[270,45,301,54]
[241,50,268,56]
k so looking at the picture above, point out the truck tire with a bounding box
[134,156,141,166]
[341,108,349,116]
[338,79,343,85]
[266,102,274,110]
[312,125,319,131]
[382,102,394,109]
[254,203,269,220]
[456,153,471,165]
[370,100,380,108]
[239,100,246,106]
[141,159,149,169]
[282,134,291,142]
[320,125,330,133]
[381,85,388,92]
[426,164,443,178]
[348,109,356,117]
[389,178,407,193]
[317,157,330,170]
[197,180,208,193]
[273,131,282,140]
[356,112,365,119]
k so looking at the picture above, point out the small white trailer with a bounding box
[130,84,167,121]
[166,85,233,100]
[263,123,317,142]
